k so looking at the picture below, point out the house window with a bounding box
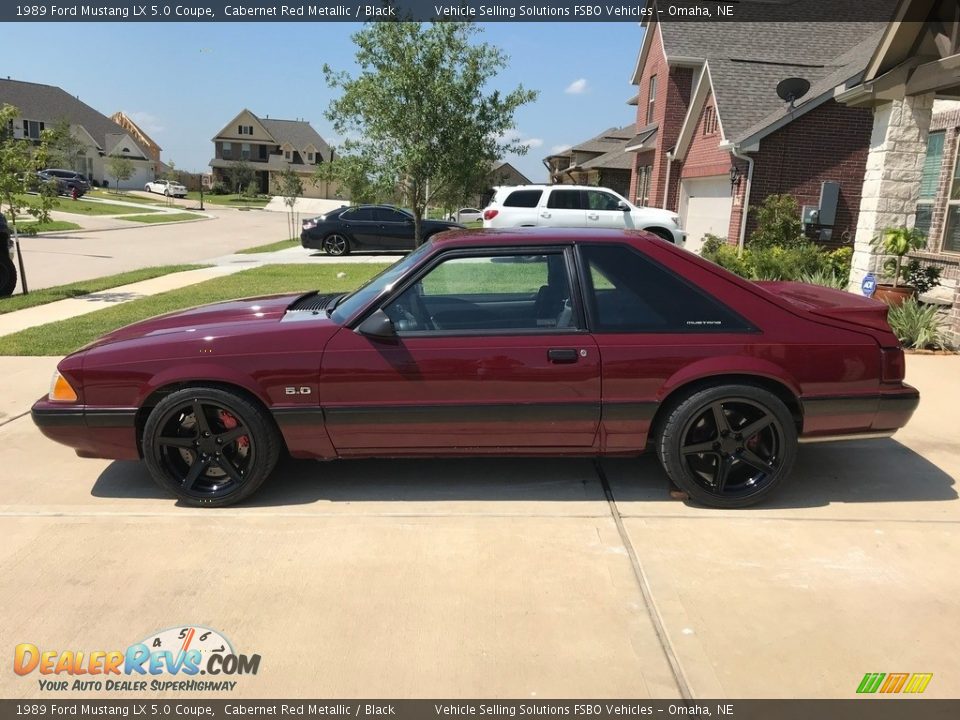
[284,150,291,161]
[915,131,944,240]
[221,141,232,159]
[241,143,251,159]
[703,106,718,135]
[22,119,45,140]
[307,152,314,163]
[646,75,657,125]
[635,164,652,207]
[943,135,960,253]
[238,125,253,135]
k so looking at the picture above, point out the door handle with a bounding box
[540,211,552,218]
[587,213,599,220]
[548,348,578,364]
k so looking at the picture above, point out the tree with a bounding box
[315,153,394,205]
[46,120,87,173]
[105,154,135,193]
[324,22,537,244]
[275,168,304,241]
[226,159,255,197]
[0,103,59,294]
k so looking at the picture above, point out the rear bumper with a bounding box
[31,399,140,460]
[799,386,919,441]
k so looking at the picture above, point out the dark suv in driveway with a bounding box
[38,169,90,197]
[0,213,17,297]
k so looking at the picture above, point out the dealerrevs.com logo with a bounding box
[14,626,260,693]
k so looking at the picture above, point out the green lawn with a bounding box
[236,238,300,254]
[18,195,159,216]
[0,265,207,315]
[14,220,82,233]
[186,191,270,207]
[0,263,389,356]
[122,212,204,224]
[87,189,164,205]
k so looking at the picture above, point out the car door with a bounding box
[539,189,587,227]
[338,207,379,247]
[373,208,416,250]
[320,247,601,452]
[584,189,629,229]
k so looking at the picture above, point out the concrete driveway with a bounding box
[0,355,957,699]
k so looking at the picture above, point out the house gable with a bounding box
[679,84,731,180]
[212,109,275,143]
[104,132,149,160]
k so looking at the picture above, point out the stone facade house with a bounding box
[543,126,634,198]
[837,0,960,342]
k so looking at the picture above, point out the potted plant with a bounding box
[870,226,928,305]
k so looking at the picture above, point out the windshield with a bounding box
[330,241,434,323]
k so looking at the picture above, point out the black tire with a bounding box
[143,387,280,507]
[0,255,17,297]
[645,227,675,243]
[657,384,797,508]
[164,189,170,197]
[323,233,350,256]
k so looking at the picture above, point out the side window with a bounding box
[580,244,752,333]
[376,208,408,223]
[547,189,583,210]
[385,253,576,333]
[344,208,374,222]
[503,190,542,208]
[585,190,621,211]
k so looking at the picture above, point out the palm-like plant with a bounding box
[871,226,927,288]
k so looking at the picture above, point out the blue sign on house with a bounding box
[861,274,877,297]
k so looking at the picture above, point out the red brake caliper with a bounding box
[217,410,248,448]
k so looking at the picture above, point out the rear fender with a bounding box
[658,356,802,403]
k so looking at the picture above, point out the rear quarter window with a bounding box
[504,190,542,208]
[580,244,754,333]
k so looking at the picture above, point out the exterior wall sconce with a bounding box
[729,165,742,189]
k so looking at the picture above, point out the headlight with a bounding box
[48,371,78,403]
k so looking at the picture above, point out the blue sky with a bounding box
[1,22,643,182]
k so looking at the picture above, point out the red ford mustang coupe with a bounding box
[32,229,918,508]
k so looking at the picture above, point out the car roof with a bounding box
[428,227,661,249]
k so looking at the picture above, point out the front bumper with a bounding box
[32,399,140,460]
[799,385,920,441]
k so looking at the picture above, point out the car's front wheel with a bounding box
[143,387,280,507]
[323,233,350,256]
[0,255,18,297]
[657,384,797,508]
[144,185,151,193]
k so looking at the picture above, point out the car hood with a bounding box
[82,293,305,350]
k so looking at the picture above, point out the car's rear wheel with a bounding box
[0,255,17,297]
[143,387,280,507]
[323,233,350,256]
[657,385,797,508]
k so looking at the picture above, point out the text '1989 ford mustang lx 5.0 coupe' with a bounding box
[32,229,919,508]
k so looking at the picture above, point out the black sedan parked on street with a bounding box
[301,205,464,255]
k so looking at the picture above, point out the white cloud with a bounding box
[125,111,165,135]
[522,138,544,149]
[551,144,572,154]
[565,78,589,95]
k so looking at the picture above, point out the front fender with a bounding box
[135,362,270,408]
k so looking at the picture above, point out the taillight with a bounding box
[483,209,499,221]
[881,347,905,383]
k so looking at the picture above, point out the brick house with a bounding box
[209,109,340,199]
[626,7,893,253]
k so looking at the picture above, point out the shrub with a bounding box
[886,298,949,350]
[900,259,942,295]
[797,268,847,289]
[749,194,805,249]
[209,182,229,195]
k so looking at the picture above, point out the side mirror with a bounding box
[355,309,396,338]
[617,201,630,212]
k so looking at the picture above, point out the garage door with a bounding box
[679,176,733,254]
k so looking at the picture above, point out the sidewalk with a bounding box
[0,265,244,337]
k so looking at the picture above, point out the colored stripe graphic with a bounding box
[903,673,933,694]
[857,672,932,694]
[857,673,885,694]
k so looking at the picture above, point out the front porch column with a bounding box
[848,94,935,293]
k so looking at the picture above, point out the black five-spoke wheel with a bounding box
[143,387,280,506]
[658,385,797,508]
